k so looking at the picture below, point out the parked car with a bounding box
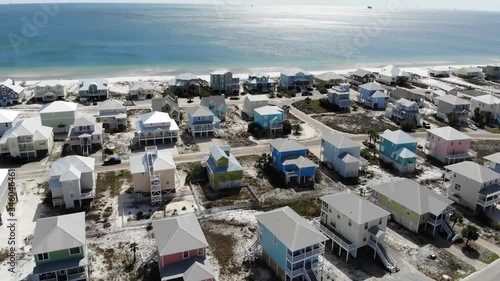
[103,156,122,166]
[229,96,240,100]
[468,124,477,131]
[92,101,98,106]
[276,93,283,98]
[301,91,312,96]
[422,122,431,129]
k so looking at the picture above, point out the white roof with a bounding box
[256,207,327,251]
[381,129,417,145]
[129,81,154,91]
[322,131,360,150]
[395,147,417,159]
[445,161,500,183]
[315,72,345,81]
[98,99,125,111]
[0,109,20,123]
[176,73,199,81]
[35,80,66,87]
[396,98,417,108]
[80,79,107,90]
[129,148,176,174]
[380,65,410,78]
[186,105,215,118]
[371,90,389,98]
[50,155,95,181]
[73,116,96,127]
[1,79,24,94]
[281,67,312,76]
[472,94,500,105]
[254,105,283,116]
[210,69,231,75]
[270,138,306,152]
[245,94,269,102]
[458,67,482,73]
[484,153,500,164]
[435,95,469,106]
[183,261,216,281]
[427,126,471,141]
[40,101,78,113]
[140,111,172,125]
[360,82,384,91]
[32,212,86,254]
[0,118,52,144]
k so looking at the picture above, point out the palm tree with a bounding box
[450,212,464,229]
[130,242,138,263]
[292,123,303,135]
[461,225,479,247]
[367,129,379,145]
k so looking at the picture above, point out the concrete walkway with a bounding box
[445,245,486,270]
[475,238,500,256]
[461,258,500,281]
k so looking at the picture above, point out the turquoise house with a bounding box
[254,105,284,134]
[201,95,228,121]
[270,138,317,184]
[379,129,418,173]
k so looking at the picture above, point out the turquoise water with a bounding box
[0,3,499,79]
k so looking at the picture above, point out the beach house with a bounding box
[32,212,89,281]
[0,79,24,106]
[483,65,500,80]
[132,112,179,147]
[254,207,327,281]
[315,72,347,87]
[68,116,104,154]
[0,169,9,225]
[444,161,500,213]
[426,126,475,164]
[0,118,53,160]
[152,96,181,122]
[78,79,108,101]
[129,146,179,205]
[428,68,451,78]
[349,69,375,86]
[49,155,95,209]
[385,98,421,125]
[0,109,20,137]
[434,95,470,124]
[254,105,284,134]
[369,179,457,240]
[97,99,127,131]
[34,80,67,102]
[204,145,243,191]
[454,67,483,79]
[321,132,366,178]
[246,73,276,93]
[201,95,228,121]
[186,105,220,138]
[280,68,314,90]
[470,94,500,124]
[168,73,201,96]
[314,191,397,272]
[358,82,388,109]
[269,138,317,185]
[376,65,410,86]
[379,129,418,173]
[243,94,268,119]
[210,69,240,94]
[39,101,77,134]
[388,88,424,106]
[152,214,215,281]
[484,153,500,173]
[129,81,155,100]
[327,83,352,110]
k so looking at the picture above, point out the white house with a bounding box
[454,67,483,79]
[129,81,155,100]
[0,79,25,106]
[243,94,268,119]
[39,101,77,134]
[97,99,127,131]
[0,118,53,159]
[376,65,410,86]
[434,95,470,124]
[321,132,366,178]
[0,110,20,137]
[385,98,421,125]
[0,169,9,224]
[34,80,67,102]
[470,94,500,124]
[428,67,451,78]
[131,112,179,148]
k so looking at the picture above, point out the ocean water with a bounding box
[0,3,500,79]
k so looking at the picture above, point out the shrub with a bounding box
[247,122,263,138]
[400,120,416,132]
[315,170,322,183]
[352,104,358,111]
[146,222,153,231]
[135,212,144,220]
[186,162,206,182]
[307,205,322,217]
[282,120,292,135]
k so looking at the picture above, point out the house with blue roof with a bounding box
[254,105,284,134]
[186,105,221,138]
[358,82,388,109]
[204,145,243,190]
[379,129,418,173]
[269,138,317,184]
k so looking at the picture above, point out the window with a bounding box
[364,222,368,230]
[273,235,277,245]
[337,212,340,219]
[459,140,462,145]
[183,251,189,259]
[380,145,385,152]
[455,184,461,191]
[451,141,453,146]
[69,247,81,255]
[379,218,382,225]
[198,248,204,256]
[37,253,49,261]
[363,237,367,242]
[59,270,66,276]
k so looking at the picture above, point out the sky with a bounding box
[0,0,499,12]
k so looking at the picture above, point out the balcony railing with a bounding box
[285,267,305,278]
[478,196,500,207]
[80,190,94,199]
[68,271,87,281]
[313,218,357,252]
[285,170,299,177]
[287,244,324,263]
[445,151,475,160]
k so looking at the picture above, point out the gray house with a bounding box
[349,69,375,86]
[129,81,155,100]
[0,79,24,106]
[435,95,470,124]
[97,99,127,131]
[152,96,181,122]
[78,79,108,101]
[210,69,240,94]
[483,65,500,80]
[315,72,347,87]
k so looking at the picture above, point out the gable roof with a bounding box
[281,68,312,76]
[445,161,500,183]
[360,82,384,92]
[1,79,24,94]
[270,138,306,152]
[396,98,418,108]
[210,69,231,75]
[0,118,52,144]
[395,147,417,159]
[322,131,360,150]
[201,95,226,110]
[79,79,107,90]
[457,67,482,73]
[152,96,180,113]
[186,105,215,118]
[32,212,86,254]
[205,146,243,173]
[35,80,66,87]
[351,69,373,77]
[371,90,389,98]
[472,94,500,105]
[256,207,327,251]
[315,72,345,81]
[282,155,317,169]
[380,65,410,78]
[183,260,216,281]
[245,94,269,102]
[129,148,176,174]
[0,109,20,123]
[129,81,154,91]
[435,95,469,106]
[176,73,199,81]
[484,152,500,164]
[427,126,471,141]
[98,99,125,111]
[40,101,78,114]
[50,155,95,181]
[254,105,283,116]
[381,129,417,145]
[73,116,96,127]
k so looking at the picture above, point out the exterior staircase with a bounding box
[369,239,398,273]
[244,236,261,263]
[439,219,462,243]
[146,146,162,205]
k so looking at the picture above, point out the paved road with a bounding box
[461,258,500,281]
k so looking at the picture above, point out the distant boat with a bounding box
[367,6,373,9]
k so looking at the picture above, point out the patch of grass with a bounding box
[288,199,321,218]
[293,99,346,114]
[485,127,500,134]
[471,140,500,164]
[480,252,499,264]
[0,248,9,263]
[201,223,238,275]
[96,170,128,198]
[416,127,427,132]
[314,113,398,134]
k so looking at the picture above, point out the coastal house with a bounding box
[327,83,352,110]
[376,65,410,86]
[370,179,456,239]
[470,94,500,124]
[132,112,179,147]
[186,105,220,138]
[32,212,89,281]
[129,81,155,100]
[78,79,108,101]
[426,126,475,164]
[0,109,20,137]
[129,146,179,205]
[151,96,181,122]
[68,116,104,155]
[379,129,418,173]
[358,82,388,109]
[428,67,451,78]
[34,80,67,102]
[203,145,243,191]
[315,72,347,87]
[321,131,366,178]
[0,169,9,225]
[0,79,24,106]
[484,152,500,173]
[454,67,483,79]
[483,65,500,80]
[388,88,424,106]
[254,207,327,281]
[444,161,500,213]
[39,101,77,134]
[349,69,375,86]
[200,95,227,121]
[152,214,215,281]
[0,118,53,160]
[246,73,276,93]
[434,95,470,124]
[49,155,95,209]
[97,99,127,131]
[243,94,268,119]
[168,73,201,96]
[385,98,421,125]
[280,68,314,90]
[254,105,284,134]
[269,138,317,185]
[314,191,397,272]
[210,69,240,94]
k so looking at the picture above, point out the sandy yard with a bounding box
[313,111,399,134]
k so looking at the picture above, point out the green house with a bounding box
[203,145,243,191]
[379,129,418,173]
[32,212,89,281]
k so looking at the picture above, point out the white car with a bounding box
[468,124,477,131]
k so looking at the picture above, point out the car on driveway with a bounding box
[103,156,122,166]
[229,96,240,100]
[422,122,431,129]
[468,124,477,131]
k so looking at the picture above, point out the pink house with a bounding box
[425,126,476,164]
[68,116,105,155]
[152,213,215,281]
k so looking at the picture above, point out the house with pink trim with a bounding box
[152,213,215,281]
[425,126,476,165]
[67,116,105,155]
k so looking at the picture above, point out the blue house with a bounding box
[255,207,327,281]
[254,105,284,134]
[327,83,352,110]
[270,138,317,184]
[280,68,314,90]
[358,82,388,109]
[379,129,418,173]
[186,105,221,138]
[201,95,228,121]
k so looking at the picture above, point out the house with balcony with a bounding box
[484,152,500,173]
[483,65,500,80]
[426,126,475,164]
[0,79,24,106]
[168,73,201,96]
[210,69,240,94]
[0,169,9,225]
[385,98,421,125]
[254,105,284,134]
[376,65,410,86]
[321,132,367,178]
[0,118,53,160]
[129,81,155,100]
[358,82,388,109]
[379,129,418,173]
[186,105,220,138]
[255,207,327,281]
[130,146,179,205]
[434,95,470,124]
[132,112,179,148]
[68,116,104,155]
[327,83,352,110]
[454,67,483,79]
[246,73,276,93]
[428,67,451,78]
[201,95,228,121]
[97,99,127,131]
[152,213,215,281]
[40,101,77,134]
[349,69,375,86]
[369,179,458,240]
[78,79,108,101]
[204,145,243,191]
[280,68,314,90]
[269,138,317,185]
[34,80,67,102]
[0,109,20,137]
[32,212,89,281]
[315,191,397,272]
[315,72,347,87]
[243,94,268,119]
[470,94,500,124]
[151,96,181,122]
[444,161,500,213]
[388,88,424,106]
[49,156,95,209]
